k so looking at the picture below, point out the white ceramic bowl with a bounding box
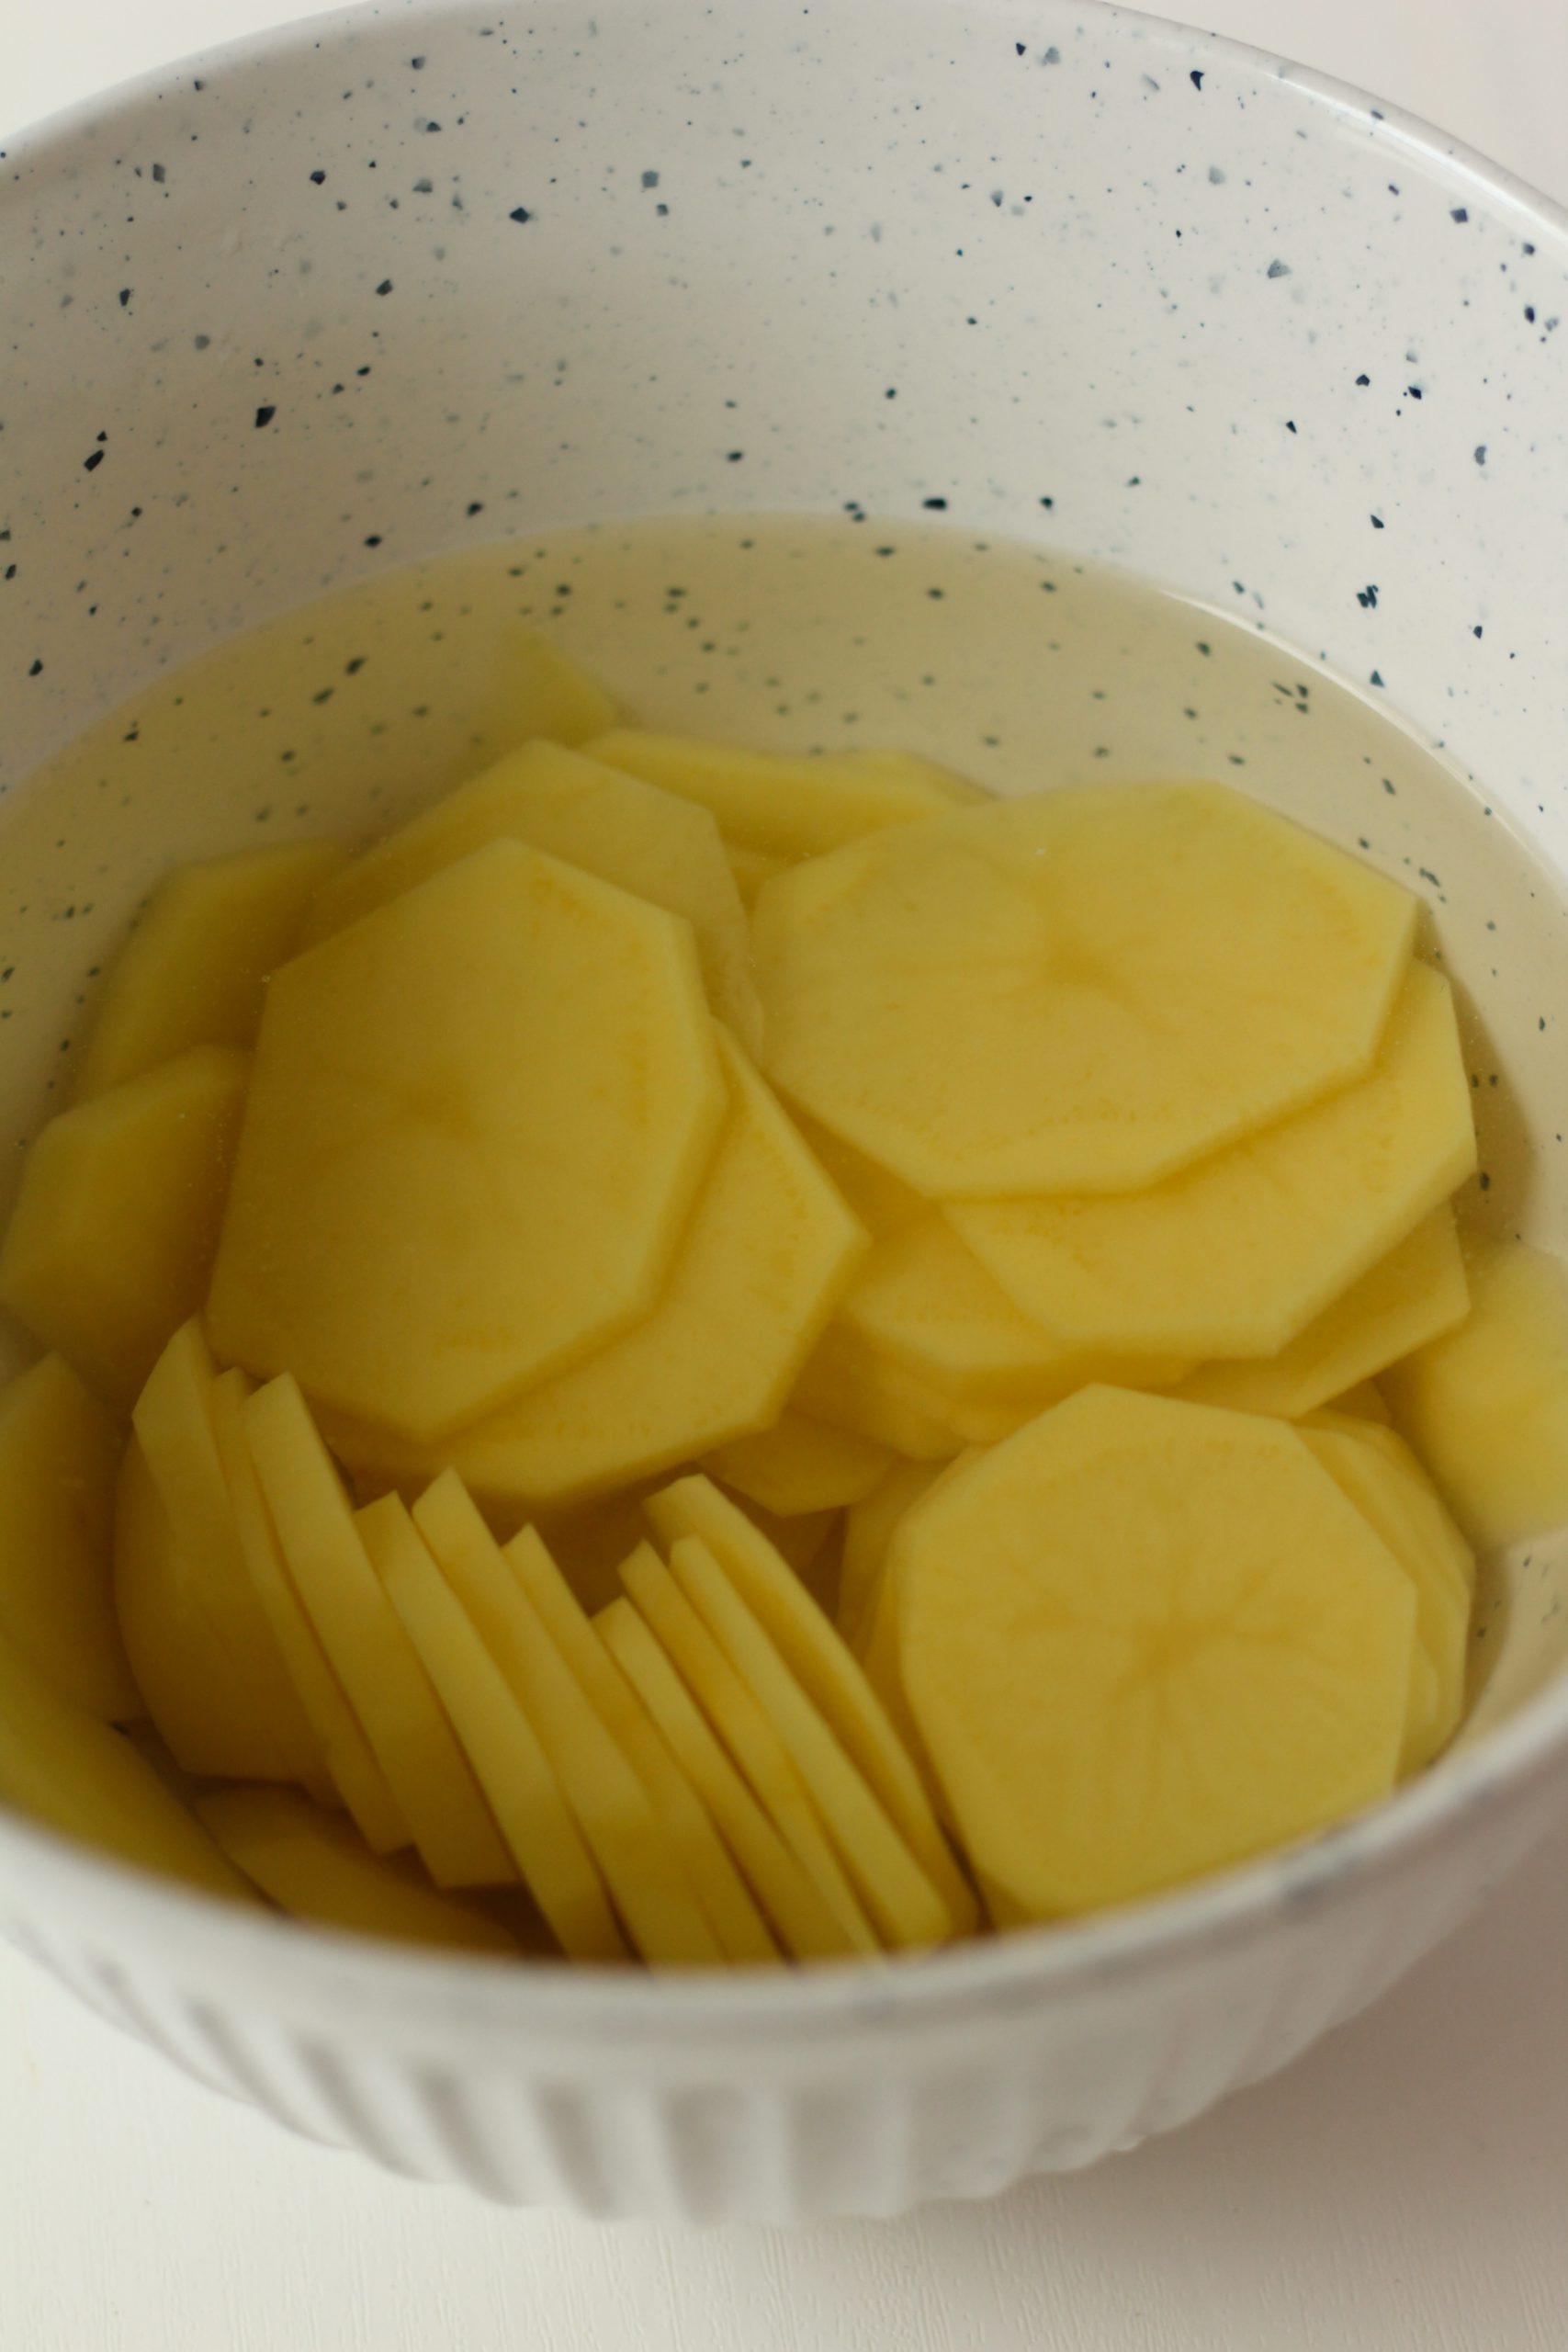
[3,0,1567,2222]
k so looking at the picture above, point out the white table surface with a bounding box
[5,6,1567,2347]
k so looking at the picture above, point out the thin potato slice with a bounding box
[504,1530,778,1963]
[412,1475,722,1966]
[0,1355,137,1720]
[1,1046,249,1405]
[727,843,787,907]
[211,1371,401,1838]
[133,1322,321,1790]
[367,1497,624,1961]
[243,1378,513,1887]
[795,1324,968,1461]
[209,840,726,1443]
[478,625,620,754]
[645,1474,976,1929]
[705,1411,892,1517]
[671,1535,952,1948]
[1382,1238,1568,1550]
[74,842,346,1099]
[1325,1380,1393,1425]
[894,1387,1416,1917]
[0,1627,257,1904]
[589,729,978,860]
[620,1543,877,1952]
[197,1786,518,1954]
[1177,1207,1469,1421]
[301,740,761,1051]
[952,963,1474,1358]
[838,1459,948,1653]
[596,1589,852,1961]
[755,783,1418,1198]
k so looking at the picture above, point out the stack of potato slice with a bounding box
[3,632,1568,1953]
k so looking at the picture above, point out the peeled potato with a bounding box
[705,1410,892,1517]
[1177,1206,1470,1421]
[589,729,978,859]
[644,1475,976,1930]
[1299,1413,1472,1770]
[795,1323,968,1460]
[301,740,761,1052]
[596,1589,848,1962]
[0,1626,256,1904]
[952,963,1474,1359]
[73,842,346,1099]
[209,839,726,1443]
[0,1355,137,1720]
[504,1527,778,1963]
[727,843,787,906]
[197,1786,518,1954]
[1382,1238,1568,1550]
[133,1322,321,1790]
[838,1458,948,1654]
[478,625,620,755]
[368,1493,624,1962]
[755,782,1418,1199]
[0,1046,249,1405]
[894,1387,1417,1918]
[354,1030,865,1513]
[412,1474,721,1966]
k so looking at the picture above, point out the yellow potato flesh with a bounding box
[74,842,346,1099]
[365,1499,623,1962]
[670,1534,952,1948]
[621,1541,877,1951]
[242,1379,513,1886]
[755,782,1417,1199]
[1298,1416,1472,1770]
[838,1459,948,1654]
[1325,1380,1393,1425]
[1177,1206,1469,1421]
[588,729,979,859]
[705,1410,892,1517]
[412,1474,721,1965]
[1,1046,249,1406]
[952,963,1474,1358]
[595,1589,852,1962]
[504,1529,779,1963]
[301,741,761,1052]
[0,1626,256,1905]
[0,1355,137,1720]
[726,843,787,907]
[197,1786,518,1954]
[211,1369,400,1836]
[645,1473,976,1929]
[133,1323,321,1789]
[209,839,725,1443]
[895,1387,1416,1917]
[795,1324,967,1460]
[373,1029,865,1513]
[1382,1238,1568,1551]
[478,625,620,755]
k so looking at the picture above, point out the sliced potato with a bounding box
[0,1355,137,1720]
[301,741,761,1051]
[726,842,787,907]
[795,1323,968,1461]
[589,729,978,859]
[504,1529,778,1963]
[0,1626,256,1904]
[74,842,346,1099]
[479,625,620,754]
[838,1458,948,1653]
[953,963,1474,1358]
[133,1322,321,1790]
[211,1371,402,1841]
[1,1046,249,1405]
[197,1786,518,1954]
[705,1410,892,1517]
[209,840,725,1443]
[894,1387,1416,1917]
[412,1474,722,1965]
[1177,1207,1469,1421]
[755,782,1417,1199]
[1325,1380,1393,1425]
[1382,1238,1568,1550]
[671,1534,952,1948]
[367,1497,624,1962]
[243,1377,512,1886]
[596,1590,848,1961]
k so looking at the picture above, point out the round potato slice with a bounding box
[754,782,1418,1199]
[209,839,726,1443]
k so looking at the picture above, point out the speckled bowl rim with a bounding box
[4,0,1568,2041]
